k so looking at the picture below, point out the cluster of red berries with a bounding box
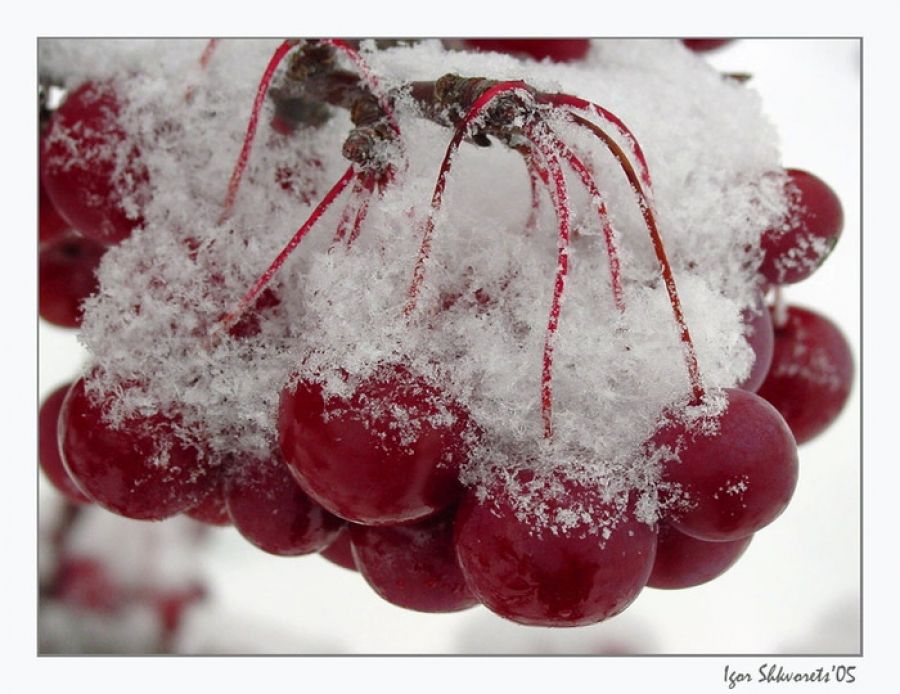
[39,81,145,328]
[39,39,853,630]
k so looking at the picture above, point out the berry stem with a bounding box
[199,38,220,68]
[216,165,356,333]
[523,121,572,439]
[219,39,298,222]
[403,81,530,316]
[332,174,368,246]
[523,151,549,234]
[538,92,653,189]
[547,137,625,312]
[347,174,376,245]
[569,112,705,403]
[184,39,222,103]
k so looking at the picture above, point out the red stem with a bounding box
[199,38,220,68]
[332,175,368,246]
[219,39,297,222]
[404,81,530,316]
[539,92,653,189]
[347,175,376,245]
[548,138,625,312]
[523,122,571,440]
[570,112,705,403]
[216,166,356,332]
[523,152,549,234]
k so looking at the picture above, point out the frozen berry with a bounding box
[455,476,657,626]
[757,306,853,444]
[279,364,470,525]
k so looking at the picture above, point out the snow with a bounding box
[38,38,789,533]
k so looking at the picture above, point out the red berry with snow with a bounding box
[59,378,214,520]
[757,305,854,444]
[41,81,149,244]
[454,476,657,627]
[657,388,798,542]
[759,169,844,285]
[278,364,470,525]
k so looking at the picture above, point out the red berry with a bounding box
[278,364,470,525]
[185,476,231,526]
[139,583,205,638]
[463,39,590,63]
[350,511,477,613]
[59,378,214,520]
[319,527,357,571]
[658,388,798,542]
[682,39,733,52]
[759,169,844,285]
[454,477,657,627]
[39,234,106,328]
[55,556,125,613]
[224,456,343,556]
[738,290,774,392]
[39,383,92,504]
[647,522,752,589]
[41,81,149,244]
[757,306,854,444]
[39,177,71,244]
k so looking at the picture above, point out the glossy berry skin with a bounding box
[319,527,358,571]
[41,81,148,244]
[39,383,92,503]
[278,364,470,525]
[224,456,343,556]
[759,169,844,285]
[39,234,107,328]
[739,291,775,392]
[454,479,657,627]
[659,388,798,542]
[648,522,752,589]
[185,476,231,526]
[682,39,733,52]
[351,511,478,613]
[757,306,853,444]
[59,378,213,520]
[39,178,71,244]
[463,39,590,63]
